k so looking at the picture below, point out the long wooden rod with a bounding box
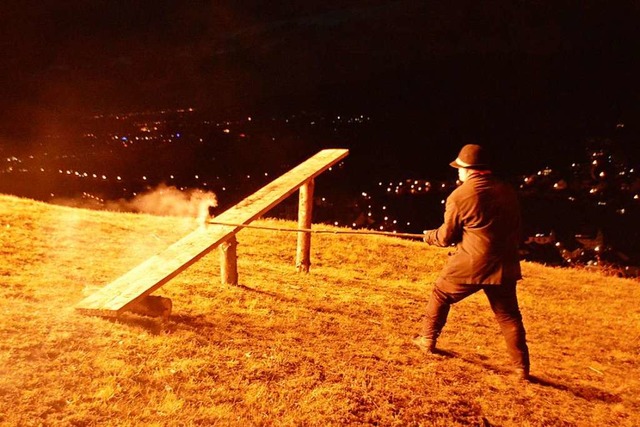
[206,220,425,239]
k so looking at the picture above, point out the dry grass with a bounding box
[1,193,639,426]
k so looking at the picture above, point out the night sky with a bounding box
[1,1,639,167]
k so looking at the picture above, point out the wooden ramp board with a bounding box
[75,148,349,317]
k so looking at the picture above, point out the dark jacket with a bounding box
[424,172,522,285]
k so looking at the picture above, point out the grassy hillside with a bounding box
[1,193,639,426]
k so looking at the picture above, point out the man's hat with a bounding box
[449,144,490,169]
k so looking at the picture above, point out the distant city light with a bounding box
[3,106,639,277]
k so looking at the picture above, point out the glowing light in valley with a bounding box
[3,107,637,275]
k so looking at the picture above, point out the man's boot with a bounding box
[412,335,436,354]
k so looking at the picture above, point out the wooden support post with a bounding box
[220,235,238,285]
[296,179,314,272]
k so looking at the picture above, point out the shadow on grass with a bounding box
[432,348,458,358]
[230,282,357,318]
[109,313,168,335]
[454,351,623,403]
[230,283,300,304]
[526,376,623,403]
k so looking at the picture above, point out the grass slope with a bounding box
[0,194,639,426]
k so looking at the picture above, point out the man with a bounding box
[413,143,531,380]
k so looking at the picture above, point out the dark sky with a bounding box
[1,0,639,155]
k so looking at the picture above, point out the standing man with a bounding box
[413,144,531,380]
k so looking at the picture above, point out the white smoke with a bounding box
[104,183,218,221]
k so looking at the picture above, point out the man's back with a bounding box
[436,173,522,285]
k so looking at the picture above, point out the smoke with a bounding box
[104,183,218,222]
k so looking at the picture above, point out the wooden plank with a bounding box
[75,148,349,317]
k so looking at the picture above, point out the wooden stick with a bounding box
[206,220,425,239]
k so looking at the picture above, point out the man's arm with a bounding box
[423,196,461,247]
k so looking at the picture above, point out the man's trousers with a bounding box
[421,278,530,371]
